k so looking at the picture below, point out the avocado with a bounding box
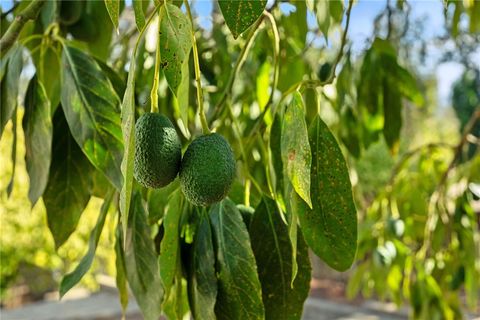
[180,133,236,206]
[318,62,332,82]
[134,113,182,188]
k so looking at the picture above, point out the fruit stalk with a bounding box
[184,0,210,134]
[150,8,162,113]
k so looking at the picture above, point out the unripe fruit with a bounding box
[180,133,236,206]
[134,113,182,188]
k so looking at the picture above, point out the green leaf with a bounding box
[43,109,94,248]
[163,276,190,320]
[104,0,120,30]
[187,214,217,320]
[59,191,114,297]
[95,58,126,98]
[270,114,284,198]
[250,197,311,320]
[1,44,23,138]
[256,61,271,110]
[159,189,183,296]
[125,192,164,320]
[22,76,52,206]
[115,224,129,316]
[147,180,179,224]
[173,58,190,130]
[119,43,137,241]
[307,0,343,40]
[382,81,402,154]
[61,45,123,190]
[281,92,312,208]
[133,0,147,31]
[36,45,61,113]
[209,199,265,320]
[159,3,193,96]
[6,106,17,197]
[294,115,357,271]
[218,0,266,39]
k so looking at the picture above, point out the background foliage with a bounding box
[0,0,479,319]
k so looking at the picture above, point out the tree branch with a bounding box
[0,0,46,56]
[208,14,265,125]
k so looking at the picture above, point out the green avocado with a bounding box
[134,113,182,188]
[180,133,236,206]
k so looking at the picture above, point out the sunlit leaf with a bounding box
[218,0,267,39]
[0,44,23,138]
[293,115,357,271]
[160,189,183,296]
[43,109,93,248]
[119,45,137,240]
[125,191,164,320]
[23,76,52,206]
[209,199,265,320]
[61,45,123,190]
[256,61,271,110]
[115,224,129,316]
[59,191,113,297]
[133,0,147,31]
[159,3,192,96]
[250,197,311,320]
[281,92,312,208]
[104,0,120,30]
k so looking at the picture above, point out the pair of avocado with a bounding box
[134,113,235,206]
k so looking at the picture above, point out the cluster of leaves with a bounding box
[1,1,358,319]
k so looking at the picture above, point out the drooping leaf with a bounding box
[281,92,312,208]
[22,76,52,206]
[43,109,94,248]
[209,199,265,320]
[173,58,190,131]
[147,180,179,224]
[160,189,183,296]
[61,45,123,190]
[163,275,190,320]
[293,115,357,271]
[115,224,129,316]
[218,0,267,39]
[270,113,284,198]
[307,0,343,40]
[36,44,61,112]
[285,181,298,285]
[95,58,126,98]
[87,1,115,60]
[104,0,120,30]
[6,107,17,197]
[132,0,147,31]
[124,192,164,320]
[382,81,402,154]
[1,44,23,138]
[59,191,114,297]
[119,41,137,240]
[250,197,311,320]
[159,3,193,96]
[187,214,218,320]
[256,61,271,111]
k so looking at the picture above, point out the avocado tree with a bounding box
[0,0,479,319]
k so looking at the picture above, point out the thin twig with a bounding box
[184,0,210,134]
[0,0,46,56]
[208,15,266,125]
[246,0,355,140]
[438,108,480,186]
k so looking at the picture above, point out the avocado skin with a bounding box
[134,113,182,188]
[180,133,236,206]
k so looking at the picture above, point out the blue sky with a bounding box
[1,0,474,106]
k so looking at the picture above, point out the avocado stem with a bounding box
[150,9,161,114]
[184,0,211,134]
